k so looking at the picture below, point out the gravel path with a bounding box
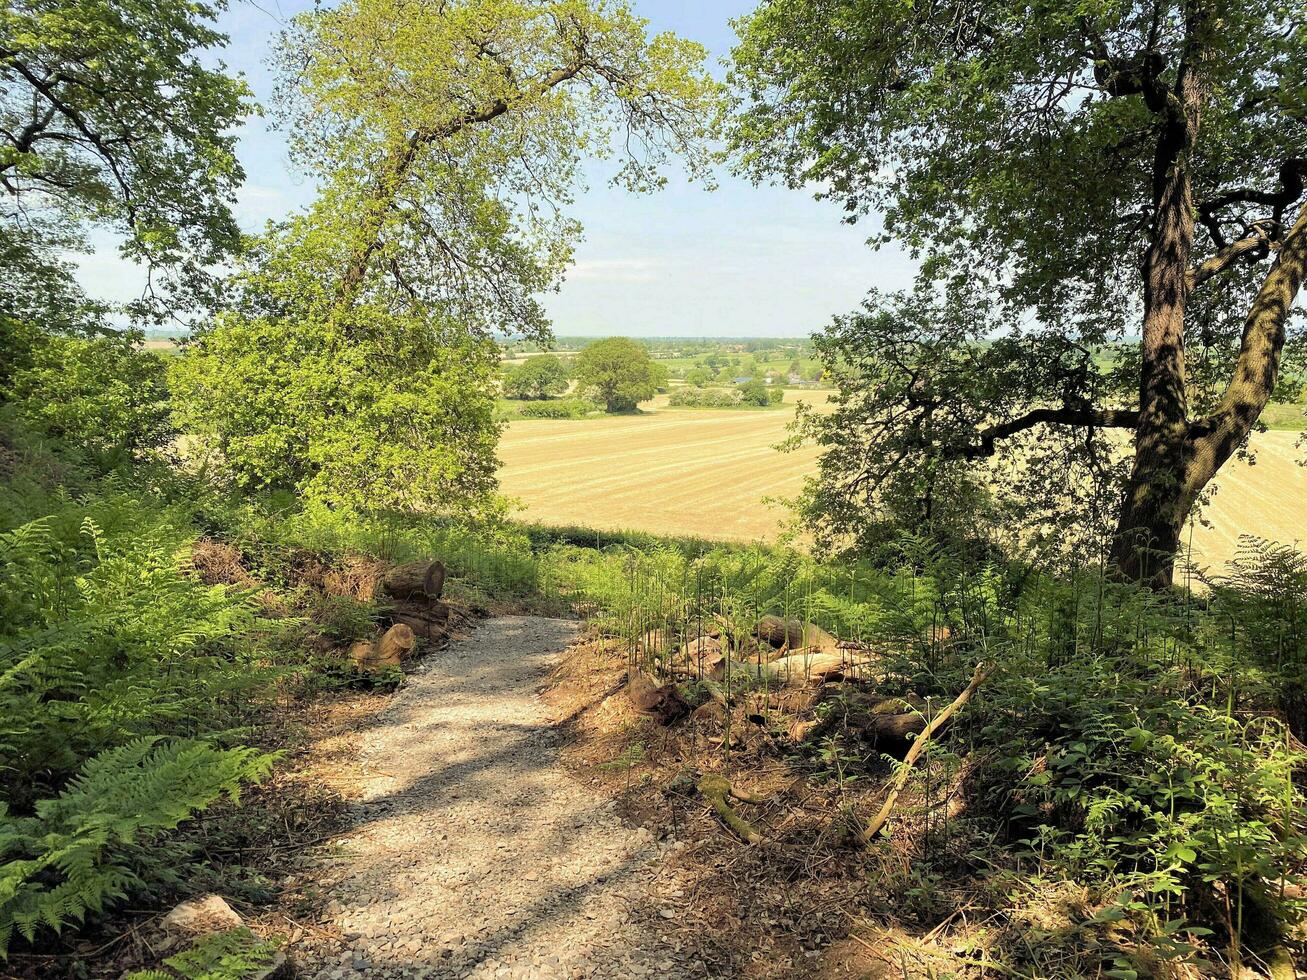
[300,616,696,980]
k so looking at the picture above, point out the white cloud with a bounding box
[567,258,664,283]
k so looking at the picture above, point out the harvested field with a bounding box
[498,401,821,542]
[499,401,1307,572]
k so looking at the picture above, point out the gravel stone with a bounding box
[296,617,696,979]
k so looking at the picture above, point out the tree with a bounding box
[177,0,718,512]
[503,354,570,400]
[737,378,771,406]
[685,366,712,387]
[731,0,1307,586]
[0,0,251,323]
[575,337,665,412]
[8,333,173,466]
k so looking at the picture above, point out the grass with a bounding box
[1260,401,1307,430]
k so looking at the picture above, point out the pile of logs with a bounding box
[349,559,455,672]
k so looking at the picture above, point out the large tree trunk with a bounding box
[1113,199,1307,587]
[1110,38,1205,588]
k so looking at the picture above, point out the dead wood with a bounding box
[756,615,841,652]
[627,671,691,724]
[859,662,991,844]
[697,774,762,844]
[382,560,446,601]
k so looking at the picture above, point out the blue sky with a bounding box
[78,0,915,338]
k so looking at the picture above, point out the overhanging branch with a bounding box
[953,407,1138,460]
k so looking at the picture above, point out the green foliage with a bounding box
[512,398,595,420]
[124,926,280,980]
[6,333,173,467]
[502,354,570,400]
[729,0,1307,570]
[172,307,504,517]
[272,0,720,337]
[0,477,285,955]
[667,387,742,408]
[0,0,251,322]
[574,337,668,412]
[737,378,782,406]
[684,366,712,387]
[0,738,275,953]
[0,494,282,804]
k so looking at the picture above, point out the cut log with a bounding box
[756,614,804,649]
[348,639,379,672]
[860,662,991,844]
[392,609,449,643]
[849,711,928,755]
[382,560,446,601]
[627,671,690,724]
[771,652,872,686]
[376,623,416,664]
[756,615,842,652]
[681,635,724,671]
[349,623,415,672]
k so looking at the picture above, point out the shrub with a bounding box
[668,387,742,407]
[515,398,595,419]
[7,334,173,467]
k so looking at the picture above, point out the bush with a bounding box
[6,333,173,467]
[515,398,595,419]
[668,387,742,407]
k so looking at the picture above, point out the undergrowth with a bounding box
[4,410,1306,975]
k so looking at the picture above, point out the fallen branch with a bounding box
[698,774,762,844]
[858,662,991,844]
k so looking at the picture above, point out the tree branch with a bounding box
[952,406,1139,460]
[1188,221,1274,288]
[1077,18,1171,114]
[1197,158,1307,243]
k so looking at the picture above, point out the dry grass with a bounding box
[499,400,1307,573]
[498,393,827,543]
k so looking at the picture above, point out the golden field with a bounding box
[497,393,1307,573]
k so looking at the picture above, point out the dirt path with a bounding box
[298,616,696,980]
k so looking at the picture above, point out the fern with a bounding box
[124,927,280,980]
[0,738,277,953]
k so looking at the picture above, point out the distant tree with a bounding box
[685,366,712,387]
[738,378,771,406]
[732,0,1307,586]
[788,359,803,377]
[575,337,665,412]
[503,354,570,399]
